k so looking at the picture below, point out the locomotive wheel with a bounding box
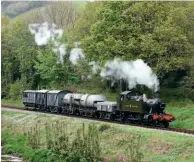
[148,115,157,126]
[163,121,169,128]
[121,113,127,123]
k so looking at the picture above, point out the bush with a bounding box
[2,129,56,162]
[2,119,102,162]
[45,122,101,162]
[8,80,23,100]
[98,123,111,132]
[125,133,143,162]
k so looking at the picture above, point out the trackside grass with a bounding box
[2,110,194,162]
[166,102,194,130]
[1,99,23,107]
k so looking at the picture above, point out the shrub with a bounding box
[125,133,143,162]
[27,123,41,149]
[2,119,102,162]
[98,123,111,132]
[8,80,23,100]
[45,122,101,162]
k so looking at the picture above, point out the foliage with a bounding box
[125,134,143,162]
[1,17,38,98]
[45,122,101,162]
[2,129,56,162]
[27,123,41,149]
[2,2,194,102]
[8,80,24,100]
[67,1,102,43]
[2,119,102,162]
[82,2,193,77]
[1,99,23,107]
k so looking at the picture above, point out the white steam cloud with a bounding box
[53,41,66,64]
[100,58,159,92]
[69,42,85,65]
[89,61,101,74]
[29,22,65,64]
[29,22,63,46]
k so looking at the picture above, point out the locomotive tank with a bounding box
[80,94,107,108]
[71,93,85,105]
[63,93,73,104]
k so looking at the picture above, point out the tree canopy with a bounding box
[1,1,194,100]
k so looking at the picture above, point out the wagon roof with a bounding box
[97,101,117,105]
[47,90,71,94]
[36,90,49,93]
[24,90,38,93]
[47,90,62,94]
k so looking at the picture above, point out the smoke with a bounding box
[53,41,67,64]
[100,58,159,92]
[29,22,65,64]
[88,61,101,74]
[69,42,85,65]
[29,22,63,46]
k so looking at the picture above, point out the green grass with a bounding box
[1,99,23,107]
[2,110,194,162]
[166,102,194,130]
[2,129,57,162]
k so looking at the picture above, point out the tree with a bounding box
[67,1,102,43]
[1,18,38,98]
[82,2,194,82]
[34,46,73,89]
[43,1,79,28]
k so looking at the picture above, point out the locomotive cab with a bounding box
[118,91,144,113]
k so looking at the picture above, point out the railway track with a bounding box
[2,105,194,136]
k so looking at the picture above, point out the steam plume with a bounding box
[29,22,63,46]
[69,42,85,65]
[29,22,66,64]
[89,61,101,74]
[100,58,159,91]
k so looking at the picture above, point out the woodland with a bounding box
[1,1,194,101]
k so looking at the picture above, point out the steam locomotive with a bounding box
[23,90,175,127]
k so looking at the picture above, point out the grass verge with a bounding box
[1,99,23,107]
[2,110,194,162]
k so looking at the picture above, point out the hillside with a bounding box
[1,1,48,18]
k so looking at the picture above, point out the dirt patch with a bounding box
[146,137,173,154]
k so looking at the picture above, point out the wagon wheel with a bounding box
[110,113,115,121]
[57,107,62,114]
